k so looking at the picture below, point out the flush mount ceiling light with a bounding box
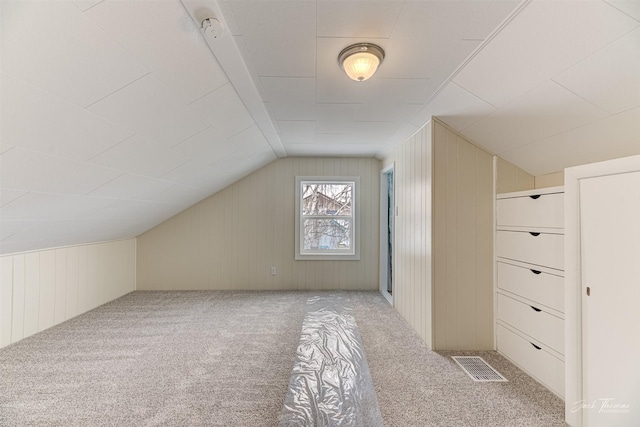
[338,43,385,82]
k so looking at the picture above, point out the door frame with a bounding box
[379,163,395,305]
[565,154,640,426]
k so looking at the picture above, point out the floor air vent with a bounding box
[451,356,508,382]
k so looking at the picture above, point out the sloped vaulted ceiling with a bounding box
[1,0,640,255]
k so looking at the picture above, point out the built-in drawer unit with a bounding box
[495,186,565,399]
[497,293,564,354]
[497,261,564,313]
[497,190,564,229]
[497,324,565,398]
[496,230,564,271]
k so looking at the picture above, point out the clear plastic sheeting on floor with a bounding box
[279,295,383,427]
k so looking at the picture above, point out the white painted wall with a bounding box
[0,239,136,349]
[136,157,380,291]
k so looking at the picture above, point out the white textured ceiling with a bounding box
[1,0,640,255]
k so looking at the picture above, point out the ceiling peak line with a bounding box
[179,0,287,159]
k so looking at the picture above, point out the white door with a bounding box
[579,171,640,426]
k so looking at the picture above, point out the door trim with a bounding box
[379,163,394,305]
[565,154,640,426]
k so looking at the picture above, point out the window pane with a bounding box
[303,219,351,250]
[302,184,352,216]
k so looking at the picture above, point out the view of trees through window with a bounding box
[301,183,353,251]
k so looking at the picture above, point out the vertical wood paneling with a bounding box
[433,123,447,349]
[137,157,380,291]
[95,240,135,304]
[444,128,459,349]
[87,245,101,310]
[497,156,534,193]
[457,136,477,348]
[410,137,418,336]
[65,246,79,320]
[242,175,255,290]
[282,160,296,289]
[1,239,135,348]
[535,171,564,188]
[0,256,13,347]
[476,150,494,347]
[432,121,494,350]
[38,250,56,331]
[417,136,425,340]
[11,255,25,343]
[76,245,88,314]
[423,130,433,346]
[54,249,67,325]
[23,252,40,338]
[384,119,494,351]
[382,123,434,348]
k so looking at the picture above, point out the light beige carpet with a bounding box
[0,291,565,426]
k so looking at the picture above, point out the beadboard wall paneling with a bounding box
[136,157,380,291]
[0,239,136,349]
[382,122,433,347]
[382,119,495,350]
[496,157,535,194]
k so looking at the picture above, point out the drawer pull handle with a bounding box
[529,195,541,200]
[530,343,542,350]
[530,269,542,275]
[529,232,540,236]
[530,305,542,312]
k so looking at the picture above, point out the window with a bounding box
[295,176,360,260]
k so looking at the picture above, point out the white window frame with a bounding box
[295,176,360,261]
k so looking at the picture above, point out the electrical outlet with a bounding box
[270,266,277,276]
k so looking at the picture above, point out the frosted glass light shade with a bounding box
[342,52,380,81]
[338,43,385,82]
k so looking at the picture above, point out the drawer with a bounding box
[496,230,564,270]
[497,293,564,354]
[497,192,564,229]
[497,324,564,398]
[497,261,564,312]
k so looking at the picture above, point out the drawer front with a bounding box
[496,231,564,270]
[497,192,564,229]
[497,262,564,312]
[497,324,564,398]
[497,293,564,354]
